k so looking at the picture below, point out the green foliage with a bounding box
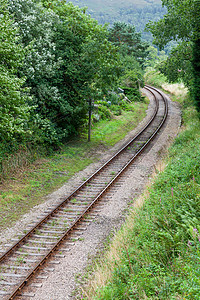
[109,22,149,67]
[94,98,200,299]
[144,68,167,87]
[158,41,193,87]
[93,98,131,122]
[7,0,120,145]
[146,0,195,47]
[145,45,167,68]
[110,105,122,116]
[119,69,144,101]
[108,22,148,102]
[8,0,66,144]
[121,70,143,88]
[146,0,200,112]
[0,0,32,148]
[97,106,112,121]
[192,39,200,112]
[123,88,141,102]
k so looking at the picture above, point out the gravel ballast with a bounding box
[0,89,181,299]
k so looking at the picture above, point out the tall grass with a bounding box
[0,145,42,182]
[82,87,200,299]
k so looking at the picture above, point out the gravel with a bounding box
[0,89,181,299]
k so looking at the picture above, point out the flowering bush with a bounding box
[0,0,32,146]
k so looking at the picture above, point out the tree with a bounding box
[108,22,149,99]
[8,0,120,143]
[41,1,121,141]
[8,0,64,145]
[158,41,193,87]
[146,0,200,112]
[145,46,167,68]
[109,22,149,67]
[0,0,32,151]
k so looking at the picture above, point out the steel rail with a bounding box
[1,85,168,299]
[0,86,158,264]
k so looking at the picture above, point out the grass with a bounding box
[0,100,148,231]
[79,82,200,299]
[87,103,148,146]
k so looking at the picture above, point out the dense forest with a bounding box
[0,0,150,170]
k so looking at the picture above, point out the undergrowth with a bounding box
[144,67,167,87]
[0,100,148,230]
[81,82,200,299]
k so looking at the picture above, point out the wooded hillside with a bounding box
[70,0,166,41]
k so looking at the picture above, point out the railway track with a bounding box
[0,85,168,299]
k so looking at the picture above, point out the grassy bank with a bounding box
[81,81,200,299]
[0,101,148,231]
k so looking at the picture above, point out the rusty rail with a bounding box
[0,85,168,299]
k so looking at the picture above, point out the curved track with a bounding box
[0,85,168,299]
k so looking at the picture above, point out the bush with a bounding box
[108,92,121,105]
[144,67,168,87]
[121,87,141,101]
[110,105,122,116]
[97,105,112,120]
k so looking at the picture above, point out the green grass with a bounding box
[87,103,147,146]
[82,89,200,299]
[0,101,148,231]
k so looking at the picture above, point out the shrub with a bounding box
[110,105,122,116]
[97,105,112,120]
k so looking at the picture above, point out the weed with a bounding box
[16,255,26,265]
[71,198,77,204]
[83,84,200,299]
[64,208,71,212]
[78,237,85,241]
[50,221,55,226]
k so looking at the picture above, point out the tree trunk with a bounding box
[88,98,92,142]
